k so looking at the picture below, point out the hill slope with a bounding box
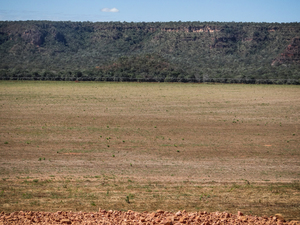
[0,21,300,83]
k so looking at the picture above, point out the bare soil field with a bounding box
[0,81,299,221]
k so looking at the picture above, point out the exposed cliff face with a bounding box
[161,26,220,33]
[272,37,300,65]
[21,29,45,46]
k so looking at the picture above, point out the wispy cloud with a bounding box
[101,8,119,13]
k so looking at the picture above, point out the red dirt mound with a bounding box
[1,210,300,224]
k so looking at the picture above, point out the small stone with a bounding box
[175,211,182,216]
[61,219,72,224]
[150,212,156,218]
[241,216,247,222]
[163,222,172,225]
[179,216,187,223]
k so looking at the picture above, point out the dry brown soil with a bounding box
[0,81,299,222]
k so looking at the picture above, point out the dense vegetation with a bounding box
[0,21,300,83]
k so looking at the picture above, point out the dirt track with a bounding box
[1,210,300,225]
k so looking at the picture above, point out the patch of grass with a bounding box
[30,201,40,206]
[125,195,130,203]
[22,193,32,199]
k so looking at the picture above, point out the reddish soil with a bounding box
[1,210,299,225]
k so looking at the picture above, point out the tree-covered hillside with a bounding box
[0,21,300,83]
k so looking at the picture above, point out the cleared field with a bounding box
[0,81,299,220]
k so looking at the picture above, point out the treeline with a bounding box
[1,72,298,84]
[0,21,300,84]
[1,73,298,84]
[1,54,299,84]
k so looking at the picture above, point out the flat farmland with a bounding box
[0,81,299,220]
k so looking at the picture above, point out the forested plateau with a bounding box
[0,21,300,84]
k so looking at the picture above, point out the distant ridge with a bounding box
[0,21,299,84]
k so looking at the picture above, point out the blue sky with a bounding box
[0,0,299,23]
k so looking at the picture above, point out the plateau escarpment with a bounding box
[0,21,299,83]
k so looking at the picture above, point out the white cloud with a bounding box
[101,8,119,13]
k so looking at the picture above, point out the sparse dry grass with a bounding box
[0,81,299,220]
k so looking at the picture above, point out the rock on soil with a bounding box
[0,209,299,224]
